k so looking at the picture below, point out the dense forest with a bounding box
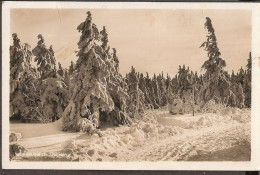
[10,11,251,135]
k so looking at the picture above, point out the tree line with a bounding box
[10,12,251,133]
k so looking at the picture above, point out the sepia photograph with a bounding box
[2,1,260,170]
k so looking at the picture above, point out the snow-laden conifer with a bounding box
[200,17,234,106]
[32,35,68,122]
[62,12,115,132]
[100,26,132,126]
[10,34,40,121]
[126,66,145,118]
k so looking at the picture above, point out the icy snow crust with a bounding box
[10,107,250,161]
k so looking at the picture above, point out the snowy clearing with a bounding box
[10,107,250,161]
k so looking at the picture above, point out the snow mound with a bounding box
[201,100,225,113]
[185,114,222,129]
[9,132,27,160]
[181,107,250,129]
[10,143,27,160]
[10,131,22,142]
[217,107,250,123]
[59,108,249,161]
[59,111,182,161]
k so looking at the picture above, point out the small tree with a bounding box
[33,34,56,80]
[100,26,109,51]
[112,48,119,73]
[57,62,65,78]
[68,61,75,75]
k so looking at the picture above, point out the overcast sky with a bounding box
[11,9,251,77]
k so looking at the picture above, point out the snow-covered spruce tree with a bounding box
[170,65,194,114]
[49,45,57,71]
[57,62,65,78]
[99,26,132,125]
[200,17,232,105]
[236,68,246,86]
[107,51,132,125]
[138,73,153,109]
[236,82,245,108]
[62,11,115,133]
[193,71,204,108]
[231,70,236,84]
[10,33,27,119]
[151,74,162,108]
[62,61,75,92]
[171,74,178,94]
[176,65,192,98]
[100,26,111,55]
[244,52,251,108]
[157,73,168,106]
[134,72,154,109]
[138,73,145,95]
[10,34,40,121]
[165,73,175,105]
[32,35,68,123]
[33,35,56,80]
[145,73,156,109]
[229,68,246,108]
[112,48,120,73]
[126,66,145,118]
[149,86,160,109]
[69,61,75,75]
[184,71,197,115]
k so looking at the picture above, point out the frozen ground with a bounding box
[10,107,250,161]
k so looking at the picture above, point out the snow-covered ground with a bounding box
[10,107,250,161]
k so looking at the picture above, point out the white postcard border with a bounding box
[2,1,260,170]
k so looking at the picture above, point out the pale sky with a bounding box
[11,9,251,77]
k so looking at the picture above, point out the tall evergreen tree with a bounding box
[32,35,68,122]
[126,66,145,117]
[100,28,132,126]
[10,33,39,121]
[200,17,231,105]
[62,11,114,132]
[244,52,252,107]
[152,74,162,107]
